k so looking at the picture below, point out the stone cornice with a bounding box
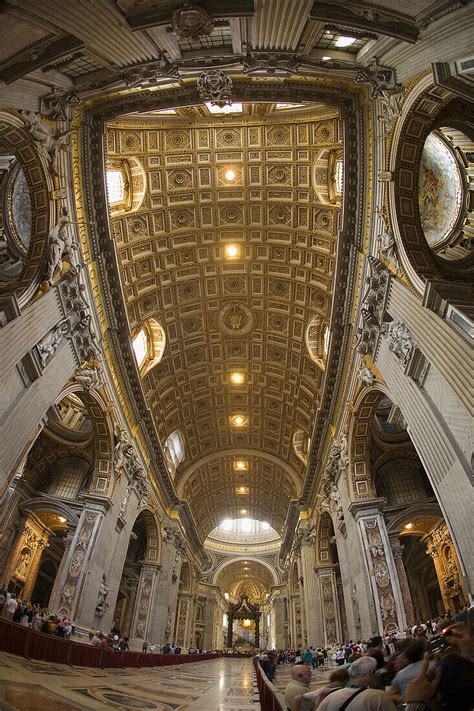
[280,83,366,563]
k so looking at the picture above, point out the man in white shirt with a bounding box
[318,656,397,710]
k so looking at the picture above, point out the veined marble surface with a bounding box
[0,653,261,710]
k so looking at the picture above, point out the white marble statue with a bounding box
[44,206,79,284]
[37,318,70,367]
[21,110,71,173]
[357,366,375,386]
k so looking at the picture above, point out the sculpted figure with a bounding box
[44,206,79,284]
[37,318,70,367]
[21,110,71,173]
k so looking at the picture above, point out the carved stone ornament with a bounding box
[376,206,399,269]
[357,365,375,387]
[20,110,70,174]
[242,51,301,76]
[321,434,349,497]
[171,3,214,40]
[385,320,416,368]
[377,87,405,136]
[162,525,174,543]
[354,59,400,100]
[197,70,232,107]
[58,266,102,363]
[40,90,81,121]
[36,317,71,367]
[74,360,103,391]
[355,256,390,356]
[216,301,254,337]
[122,57,179,89]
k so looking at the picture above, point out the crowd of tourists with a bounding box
[0,586,73,637]
[265,606,474,710]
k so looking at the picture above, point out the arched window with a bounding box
[293,429,310,464]
[163,429,185,477]
[106,157,146,215]
[132,318,166,375]
[305,316,329,371]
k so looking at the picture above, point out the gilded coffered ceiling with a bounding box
[216,559,276,602]
[108,102,341,539]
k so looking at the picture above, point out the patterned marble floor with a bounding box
[0,652,260,711]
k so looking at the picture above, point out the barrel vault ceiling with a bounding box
[108,103,341,538]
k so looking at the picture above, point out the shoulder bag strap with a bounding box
[338,686,367,711]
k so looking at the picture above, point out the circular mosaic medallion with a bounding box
[217,302,254,337]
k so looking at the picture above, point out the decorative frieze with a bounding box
[385,320,416,369]
[242,51,301,76]
[171,3,214,40]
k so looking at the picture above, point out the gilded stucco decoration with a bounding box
[107,105,341,539]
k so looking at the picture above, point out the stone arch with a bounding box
[19,497,80,528]
[211,556,279,588]
[390,77,473,288]
[347,384,393,501]
[53,384,114,496]
[132,508,161,564]
[305,315,329,370]
[316,511,336,566]
[0,111,53,304]
[26,447,93,492]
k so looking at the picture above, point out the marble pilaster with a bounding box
[351,500,406,635]
[131,563,161,641]
[300,536,323,646]
[316,565,342,646]
[390,539,416,627]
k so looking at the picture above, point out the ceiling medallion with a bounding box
[217,302,254,337]
[171,3,214,41]
[197,70,233,107]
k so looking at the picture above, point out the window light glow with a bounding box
[230,372,245,384]
[335,36,356,48]
[234,460,248,471]
[230,414,248,427]
[225,168,236,182]
[205,101,243,114]
[221,518,233,531]
[241,517,251,529]
[225,243,241,259]
[133,328,148,368]
[236,486,249,494]
[405,522,414,529]
[57,516,67,523]
[106,170,124,204]
[322,56,332,61]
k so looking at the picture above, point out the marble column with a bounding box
[131,563,161,641]
[316,565,342,646]
[390,539,415,627]
[122,580,138,636]
[175,594,192,647]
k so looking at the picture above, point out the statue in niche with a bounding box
[330,485,344,522]
[14,548,31,579]
[96,575,109,617]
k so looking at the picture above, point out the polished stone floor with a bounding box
[0,653,260,710]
